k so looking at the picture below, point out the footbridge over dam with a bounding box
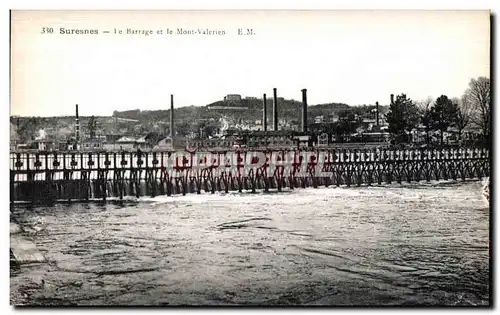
[10,147,490,204]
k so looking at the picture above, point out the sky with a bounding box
[10,10,490,117]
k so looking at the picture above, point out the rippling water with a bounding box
[10,180,490,306]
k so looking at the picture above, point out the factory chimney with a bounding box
[390,94,394,105]
[262,93,268,132]
[273,88,278,131]
[301,89,308,133]
[170,94,174,138]
[375,101,380,127]
[75,104,80,147]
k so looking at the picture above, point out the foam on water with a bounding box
[136,179,487,206]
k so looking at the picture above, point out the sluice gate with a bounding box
[10,148,490,203]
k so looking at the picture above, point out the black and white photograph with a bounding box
[8,9,492,307]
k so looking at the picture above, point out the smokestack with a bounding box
[169,94,174,138]
[75,104,80,145]
[262,93,268,132]
[273,88,278,131]
[376,101,380,126]
[301,89,308,133]
[390,94,394,105]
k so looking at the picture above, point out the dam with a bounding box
[9,147,490,204]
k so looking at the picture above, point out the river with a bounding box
[10,180,490,306]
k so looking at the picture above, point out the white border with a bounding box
[2,1,498,314]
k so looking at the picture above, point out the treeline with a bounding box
[10,116,108,143]
[386,77,491,146]
[307,105,383,137]
[113,99,352,124]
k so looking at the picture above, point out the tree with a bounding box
[416,97,433,144]
[429,95,458,145]
[88,115,97,139]
[203,122,218,138]
[174,122,191,137]
[386,94,419,143]
[17,117,40,142]
[145,132,164,146]
[464,77,491,143]
[453,96,472,143]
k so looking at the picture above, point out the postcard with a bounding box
[9,10,491,307]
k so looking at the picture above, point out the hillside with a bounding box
[10,99,387,142]
[113,99,352,124]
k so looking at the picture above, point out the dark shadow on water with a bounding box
[9,179,485,213]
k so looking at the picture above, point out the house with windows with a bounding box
[135,136,149,150]
[81,136,105,151]
[33,138,55,151]
[154,137,174,151]
[115,136,137,151]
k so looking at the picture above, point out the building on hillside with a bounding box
[10,140,18,152]
[187,137,236,150]
[328,114,340,123]
[10,125,20,151]
[102,143,117,151]
[314,116,324,124]
[242,131,297,149]
[317,133,329,147]
[358,131,391,143]
[135,136,149,150]
[81,138,104,151]
[153,136,186,151]
[188,130,309,150]
[461,125,484,142]
[224,94,242,102]
[106,134,124,143]
[16,143,30,151]
[295,135,312,148]
[115,136,137,151]
[58,141,70,151]
[154,137,173,151]
[33,138,55,151]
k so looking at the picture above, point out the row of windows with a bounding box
[83,143,103,148]
[247,139,294,146]
[193,139,297,148]
[194,141,234,148]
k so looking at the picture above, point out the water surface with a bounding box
[10,180,490,306]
